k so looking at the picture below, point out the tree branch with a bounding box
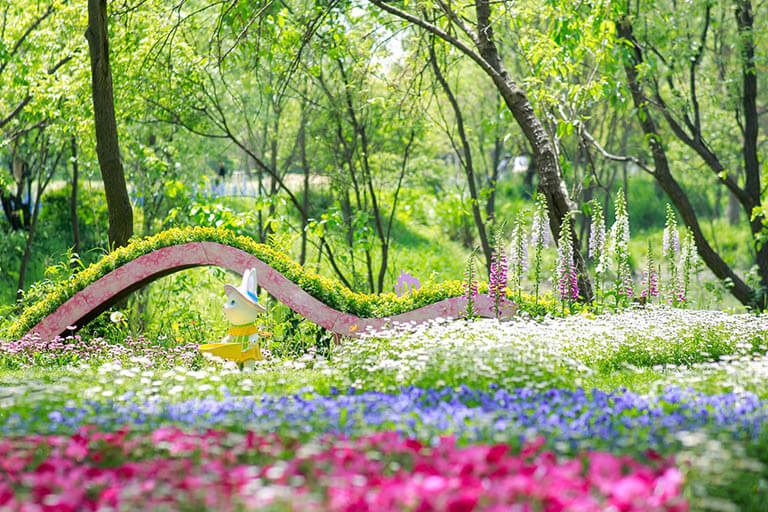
[689,3,711,140]
[434,0,480,47]
[368,0,503,84]
[579,125,653,174]
[0,4,54,76]
[320,235,353,290]
[0,95,31,130]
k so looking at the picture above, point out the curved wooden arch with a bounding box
[26,242,512,340]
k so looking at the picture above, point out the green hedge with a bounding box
[3,227,468,340]
[5,227,565,341]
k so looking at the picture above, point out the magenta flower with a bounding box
[0,427,688,512]
[641,263,659,300]
[490,227,509,317]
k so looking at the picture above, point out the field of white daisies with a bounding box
[3,305,768,511]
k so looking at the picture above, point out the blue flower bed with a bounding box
[5,385,767,455]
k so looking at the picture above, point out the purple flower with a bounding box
[14,386,768,453]
[490,232,508,318]
[530,211,553,249]
[622,269,634,298]
[663,228,680,258]
[610,190,633,300]
[640,268,659,299]
[530,210,544,248]
[556,216,579,302]
[588,201,606,268]
[663,204,680,260]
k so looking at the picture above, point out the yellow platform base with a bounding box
[198,343,262,363]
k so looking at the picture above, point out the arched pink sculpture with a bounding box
[26,242,513,340]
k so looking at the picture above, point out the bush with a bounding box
[40,185,109,250]
[0,185,109,305]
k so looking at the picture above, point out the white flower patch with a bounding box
[544,306,768,369]
[331,307,768,393]
[332,316,580,391]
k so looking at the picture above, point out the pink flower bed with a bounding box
[0,427,687,511]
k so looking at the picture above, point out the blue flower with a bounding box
[5,386,768,457]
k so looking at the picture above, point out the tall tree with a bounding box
[85,0,133,248]
[1,2,79,231]
[428,38,493,271]
[70,137,81,257]
[369,0,594,300]
[595,0,766,309]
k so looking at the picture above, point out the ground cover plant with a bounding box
[4,306,768,510]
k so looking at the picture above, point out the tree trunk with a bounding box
[522,150,536,198]
[299,103,310,265]
[1,153,31,231]
[428,41,493,274]
[85,0,133,249]
[340,189,357,281]
[486,127,502,223]
[622,164,629,210]
[735,0,768,307]
[727,191,741,225]
[473,0,593,300]
[381,130,415,293]
[580,183,594,253]
[141,176,153,236]
[70,136,81,257]
[265,113,281,238]
[256,162,265,242]
[0,189,23,231]
[16,200,40,303]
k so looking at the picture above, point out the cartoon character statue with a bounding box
[199,268,267,369]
